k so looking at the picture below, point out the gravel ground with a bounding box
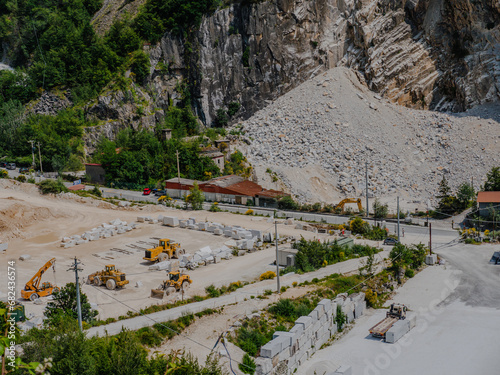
[238,67,500,206]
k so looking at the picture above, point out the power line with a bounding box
[88,285,259,373]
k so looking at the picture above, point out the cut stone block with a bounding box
[308,309,319,321]
[385,320,410,343]
[197,222,208,231]
[349,292,365,304]
[407,312,417,329]
[135,281,143,288]
[238,250,246,256]
[255,357,273,375]
[19,254,31,261]
[64,241,76,248]
[295,315,313,330]
[163,216,179,227]
[354,300,366,319]
[273,331,297,347]
[149,261,171,271]
[179,220,188,228]
[214,228,223,235]
[260,338,282,358]
[426,254,437,265]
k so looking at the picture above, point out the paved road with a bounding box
[86,250,389,337]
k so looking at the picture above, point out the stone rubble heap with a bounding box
[60,219,137,248]
[239,68,500,204]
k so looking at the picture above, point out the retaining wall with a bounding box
[255,293,366,375]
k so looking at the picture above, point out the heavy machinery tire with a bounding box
[86,276,92,285]
[180,249,185,255]
[93,277,101,286]
[165,286,176,296]
[106,279,116,290]
[53,287,60,293]
[181,281,190,291]
[30,293,39,301]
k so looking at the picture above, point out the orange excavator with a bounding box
[335,198,363,213]
[21,258,59,301]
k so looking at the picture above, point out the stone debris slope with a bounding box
[239,68,500,204]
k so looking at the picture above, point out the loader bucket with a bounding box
[150,289,165,299]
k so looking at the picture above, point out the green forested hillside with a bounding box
[0,0,235,183]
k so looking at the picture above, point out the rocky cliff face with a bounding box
[153,0,499,121]
[83,0,499,149]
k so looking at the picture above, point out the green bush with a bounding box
[205,284,220,298]
[131,50,151,83]
[405,269,415,278]
[38,179,68,194]
[15,174,27,183]
[136,326,163,347]
[278,196,299,210]
[91,185,102,197]
[239,353,256,374]
[0,170,8,179]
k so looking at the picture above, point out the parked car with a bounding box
[143,188,152,195]
[154,189,166,197]
[19,167,29,173]
[0,162,6,168]
[6,163,16,170]
[383,237,399,246]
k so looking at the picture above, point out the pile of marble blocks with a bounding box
[190,245,233,267]
[60,219,137,248]
[255,293,366,375]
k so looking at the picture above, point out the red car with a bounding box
[143,188,152,195]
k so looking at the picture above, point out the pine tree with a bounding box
[437,176,451,199]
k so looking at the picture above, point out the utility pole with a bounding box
[176,150,181,184]
[176,149,182,199]
[68,257,83,331]
[37,142,43,175]
[429,223,432,255]
[397,196,400,242]
[365,161,369,217]
[275,221,280,293]
[28,140,36,169]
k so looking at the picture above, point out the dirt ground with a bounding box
[0,179,366,321]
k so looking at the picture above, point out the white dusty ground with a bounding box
[0,179,383,321]
[297,242,500,375]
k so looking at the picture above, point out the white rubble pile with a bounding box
[60,218,138,248]
[237,68,500,204]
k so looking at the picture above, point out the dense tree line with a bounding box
[94,127,221,187]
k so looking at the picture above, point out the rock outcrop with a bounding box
[83,0,499,150]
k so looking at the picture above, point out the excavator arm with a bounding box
[335,198,363,213]
[25,258,56,292]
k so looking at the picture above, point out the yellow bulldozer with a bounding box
[21,258,59,301]
[143,238,185,263]
[335,198,363,213]
[151,271,192,298]
[87,265,129,290]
